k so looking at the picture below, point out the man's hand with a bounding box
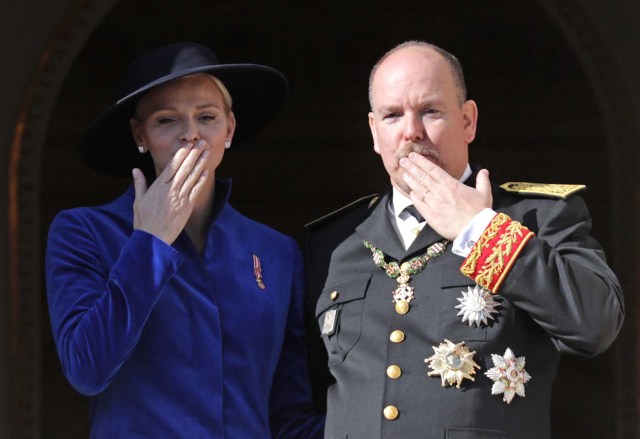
[132,140,210,244]
[400,152,492,240]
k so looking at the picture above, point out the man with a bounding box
[304,41,623,438]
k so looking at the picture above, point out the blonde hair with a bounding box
[204,74,233,114]
[134,73,233,119]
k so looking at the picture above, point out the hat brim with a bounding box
[81,64,288,176]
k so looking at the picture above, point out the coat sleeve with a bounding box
[269,241,325,439]
[45,210,183,395]
[481,195,624,356]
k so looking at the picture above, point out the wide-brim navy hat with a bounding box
[81,42,289,176]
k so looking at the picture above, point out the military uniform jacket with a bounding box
[304,174,623,439]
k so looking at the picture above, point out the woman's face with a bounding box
[131,73,235,177]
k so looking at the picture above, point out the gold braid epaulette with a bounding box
[460,213,534,293]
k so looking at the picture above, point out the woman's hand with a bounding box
[132,141,210,244]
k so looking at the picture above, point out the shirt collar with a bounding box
[391,189,414,219]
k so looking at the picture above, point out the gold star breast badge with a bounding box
[425,339,480,388]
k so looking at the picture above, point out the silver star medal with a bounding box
[455,285,500,327]
[485,348,532,404]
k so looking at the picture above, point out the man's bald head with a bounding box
[368,41,467,110]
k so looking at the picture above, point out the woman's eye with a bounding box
[157,117,174,124]
[199,114,216,121]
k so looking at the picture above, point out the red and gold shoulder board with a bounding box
[500,182,586,199]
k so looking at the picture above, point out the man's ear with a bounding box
[462,100,478,144]
[369,112,381,154]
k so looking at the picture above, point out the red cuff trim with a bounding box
[460,213,534,293]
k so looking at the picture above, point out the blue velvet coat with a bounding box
[46,179,323,438]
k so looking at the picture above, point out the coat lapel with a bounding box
[405,223,445,256]
[355,190,406,261]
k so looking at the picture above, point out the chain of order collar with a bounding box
[364,239,449,312]
[364,239,449,282]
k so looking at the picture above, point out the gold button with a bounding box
[395,300,409,314]
[390,330,405,343]
[383,405,399,420]
[330,291,339,301]
[386,365,402,379]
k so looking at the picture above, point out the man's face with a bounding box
[368,46,477,196]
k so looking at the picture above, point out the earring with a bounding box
[224,141,231,149]
[137,145,145,154]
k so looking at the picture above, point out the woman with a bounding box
[46,42,323,438]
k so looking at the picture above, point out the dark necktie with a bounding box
[402,205,425,223]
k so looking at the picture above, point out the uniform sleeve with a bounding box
[461,195,624,356]
[269,241,325,439]
[45,211,183,395]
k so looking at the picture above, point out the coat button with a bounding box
[330,291,339,301]
[386,365,402,379]
[390,330,405,343]
[395,300,409,314]
[383,405,399,420]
